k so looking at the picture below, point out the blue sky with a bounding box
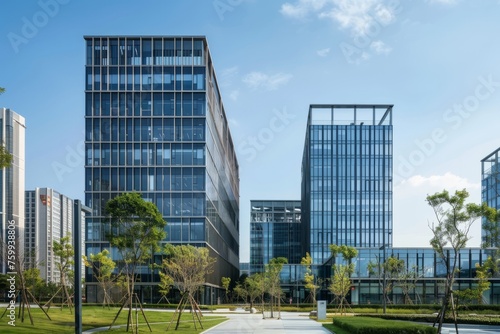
[2,0,500,262]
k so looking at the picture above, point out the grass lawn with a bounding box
[0,305,226,333]
[322,323,352,334]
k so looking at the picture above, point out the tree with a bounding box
[247,273,265,310]
[83,249,117,308]
[23,268,44,298]
[0,240,51,325]
[395,264,423,305]
[157,272,174,304]
[264,257,287,319]
[456,256,494,306]
[0,144,12,169]
[0,87,4,95]
[105,192,166,332]
[161,244,215,330]
[45,235,74,312]
[221,277,231,303]
[367,255,405,308]
[427,189,496,334]
[328,244,358,315]
[301,252,320,304]
[232,282,248,304]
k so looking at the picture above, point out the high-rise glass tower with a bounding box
[301,105,393,264]
[0,108,25,274]
[84,36,239,303]
[481,147,500,248]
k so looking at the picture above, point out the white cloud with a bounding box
[394,172,482,248]
[229,90,240,101]
[281,0,399,37]
[370,40,392,54]
[426,0,459,5]
[242,71,293,90]
[280,0,328,19]
[316,47,331,57]
[399,172,480,190]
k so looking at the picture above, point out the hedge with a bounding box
[333,316,437,334]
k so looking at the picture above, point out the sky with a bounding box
[1,0,500,263]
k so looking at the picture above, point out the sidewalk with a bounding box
[201,311,331,334]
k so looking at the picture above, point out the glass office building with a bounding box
[84,36,239,304]
[482,147,500,248]
[250,200,302,275]
[301,105,393,264]
[255,247,500,305]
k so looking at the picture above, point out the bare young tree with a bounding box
[0,237,51,325]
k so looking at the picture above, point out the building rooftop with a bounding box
[308,104,393,126]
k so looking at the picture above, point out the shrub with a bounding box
[333,316,437,334]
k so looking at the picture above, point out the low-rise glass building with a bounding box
[250,200,302,275]
[275,247,500,305]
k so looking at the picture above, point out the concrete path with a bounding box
[201,311,331,334]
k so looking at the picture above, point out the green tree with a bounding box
[161,244,215,330]
[23,268,44,296]
[105,192,166,332]
[221,277,231,303]
[233,282,248,304]
[455,257,496,305]
[368,255,405,308]
[395,264,422,305]
[264,257,287,319]
[83,249,117,308]
[157,272,174,304]
[51,235,74,312]
[301,252,320,304]
[328,244,358,315]
[0,144,12,169]
[245,273,265,310]
[0,87,4,94]
[427,189,496,334]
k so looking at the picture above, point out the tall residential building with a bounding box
[25,188,76,283]
[84,36,239,303]
[301,104,393,264]
[0,108,25,274]
[481,147,500,248]
[250,200,302,275]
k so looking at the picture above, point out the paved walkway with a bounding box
[201,311,331,334]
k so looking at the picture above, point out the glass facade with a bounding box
[481,147,500,247]
[336,247,497,305]
[252,247,500,305]
[302,105,393,264]
[84,36,239,304]
[250,200,302,275]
